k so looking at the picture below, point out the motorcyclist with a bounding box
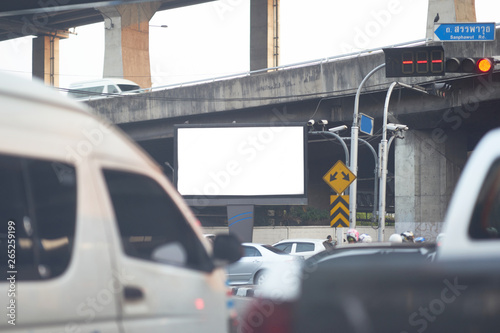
[346,229,359,243]
[400,231,415,243]
[359,233,372,243]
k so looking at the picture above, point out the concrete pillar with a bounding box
[250,0,280,71]
[99,2,161,89]
[426,0,476,40]
[394,129,467,241]
[32,35,60,87]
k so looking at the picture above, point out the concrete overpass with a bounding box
[0,0,279,88]
[85,34,500,239]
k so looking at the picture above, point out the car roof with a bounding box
[68,78,140,88]
[306,242,437,264]
[242,242,268,247]
[273,238,326,244]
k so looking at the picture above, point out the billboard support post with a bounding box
[227,205,255,243]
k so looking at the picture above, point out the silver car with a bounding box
[226,243,302,286]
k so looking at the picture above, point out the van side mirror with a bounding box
[212,234,242,267]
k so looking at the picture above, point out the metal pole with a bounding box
[350,63,385,229]
[342,137,378,227]
[378,81,398,242]
[311,131,349,165]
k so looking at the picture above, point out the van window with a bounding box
[103,170,213,272]
[67,85,105,99]
[274,242,293,254]
[469,158,500,240]
[116,84,140,92]
[296,242,315,252]
[243,246,261,257]
[107,85,119,94]
[0,155,77,280]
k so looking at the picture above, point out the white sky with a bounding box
[0,0,499,89]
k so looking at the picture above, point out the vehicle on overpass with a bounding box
[67,78,141,101]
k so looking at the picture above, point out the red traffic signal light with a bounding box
[477,58,493,73]
[445,57,494,74]
[384,46,445,77]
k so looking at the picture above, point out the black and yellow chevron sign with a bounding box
[330,194,349,228]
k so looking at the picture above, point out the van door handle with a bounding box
[124,286,144,301]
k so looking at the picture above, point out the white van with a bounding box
[0,73,240,333]
[67,78,142,100]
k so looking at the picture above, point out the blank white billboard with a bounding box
[175,124,307,205]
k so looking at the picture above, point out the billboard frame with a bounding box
[174,123,308,206]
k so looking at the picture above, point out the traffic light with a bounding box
[426,83,452,98]
[384,46,445,77]
[445,57,494,74]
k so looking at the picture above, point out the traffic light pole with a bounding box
[378,81,397,242]
[342,136,379,228]
[350,63,385,229]
[378,81,426,241]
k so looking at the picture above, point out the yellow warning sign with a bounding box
[322,160,356,195]
[330,195,349,227]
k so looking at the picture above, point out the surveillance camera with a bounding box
[328,125,348,133]
[307,119,315,126]
[386,123,409,131]
[318,120,328,125]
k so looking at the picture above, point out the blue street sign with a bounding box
[434,22,495,41]
[359,113,374,135]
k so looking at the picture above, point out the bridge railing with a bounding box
[77,22,500,98]
[136,38,428,94]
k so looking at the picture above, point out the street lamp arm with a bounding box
[342,137,377,164]
[382,82,399,142]
[353,63,387,122]
[310,131,349,164]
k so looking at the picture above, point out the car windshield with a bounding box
[117,83,141,92]
[262,244,287,254]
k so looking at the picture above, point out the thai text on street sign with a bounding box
[330,195,349,228]
[322,160,356,195]
[434,22,495,41]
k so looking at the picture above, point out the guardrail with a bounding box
[68,22,500,99]
[137,38,428,94]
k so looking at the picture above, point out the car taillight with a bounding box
[237,298,294,333]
